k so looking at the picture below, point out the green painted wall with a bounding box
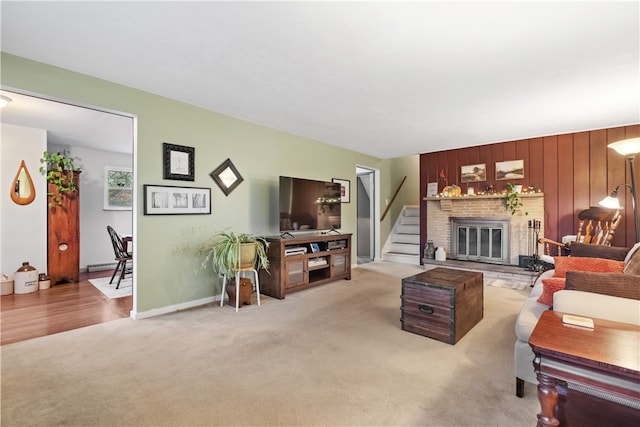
[2,53,419,314]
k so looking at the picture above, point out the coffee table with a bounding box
[401,267,483,344]
[529,310,640,427]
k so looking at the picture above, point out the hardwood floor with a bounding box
[0,270,132,346]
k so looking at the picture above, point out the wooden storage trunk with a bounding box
[401,267,483,344]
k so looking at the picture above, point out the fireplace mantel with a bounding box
[423,193,544,201]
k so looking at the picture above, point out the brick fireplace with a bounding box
[424,194,544,266]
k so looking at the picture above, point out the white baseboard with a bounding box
[130,295,220,320]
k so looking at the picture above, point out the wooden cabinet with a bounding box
[47,172,80,285]
[285,259,306,289]
[259,233,352,299]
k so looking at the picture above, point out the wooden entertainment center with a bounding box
[259,233,352,299]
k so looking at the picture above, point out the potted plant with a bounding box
[202,230,270,276]
[39,150,80,206]
[504,183,527,216]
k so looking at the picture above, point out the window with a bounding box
[104,166,132,210]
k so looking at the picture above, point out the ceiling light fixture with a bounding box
[0,95,12,108]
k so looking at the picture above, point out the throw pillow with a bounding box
[570,242,629,261]
[537,277,566,306]
[565,271,640,300]
[553,256,625,278]
[624,244,640,276]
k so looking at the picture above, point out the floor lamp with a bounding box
[598,137,640,243]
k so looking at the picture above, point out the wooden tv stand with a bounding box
[259,233,352,299]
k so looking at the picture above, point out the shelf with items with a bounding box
[308,257,328,269]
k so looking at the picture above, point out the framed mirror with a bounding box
[10,160,36,205]
[210,158,243,196]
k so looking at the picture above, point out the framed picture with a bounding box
[210,158,244,196]
[460,163,486,183]
[143,184,211,215]
[496,160,524,181]
[426,182,438,197]
[332,178,351,203]
[104,166,133,210]
[310,243,320,253]
[163,143,195,181]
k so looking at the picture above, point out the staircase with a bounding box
[382,205,421,265]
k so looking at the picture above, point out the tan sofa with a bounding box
[513,242,640,398]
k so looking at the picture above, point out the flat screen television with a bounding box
[279,176,341,233]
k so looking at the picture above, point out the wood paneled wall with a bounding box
[420,124,640,258]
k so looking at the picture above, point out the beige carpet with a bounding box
[1,261,538,426]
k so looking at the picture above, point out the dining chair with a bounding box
[107,225,133,288]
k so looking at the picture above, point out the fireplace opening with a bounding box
[451,217,510,265]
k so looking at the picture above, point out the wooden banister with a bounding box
[381,176,407,222]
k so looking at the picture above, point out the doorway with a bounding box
[356,166,379,264]
[0,88,136,318]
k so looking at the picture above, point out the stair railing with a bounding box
[381,176,407,222]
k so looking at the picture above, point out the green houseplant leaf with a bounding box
[202,230,270,275]
[39,150,80,207]
[504,183,528,216]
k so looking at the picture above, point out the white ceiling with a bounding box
[0,90,134,154]
[1,1,638,159]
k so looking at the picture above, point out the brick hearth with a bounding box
[424,193,544,266]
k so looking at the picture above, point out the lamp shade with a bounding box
[608,137,640,156]
[599,195,623,210]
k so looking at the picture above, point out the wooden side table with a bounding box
[529,310,640,427]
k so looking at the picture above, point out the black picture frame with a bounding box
[143,184,211,215]
[332,178,351,203]
[163,143,195,181]
[210,158,244,196]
